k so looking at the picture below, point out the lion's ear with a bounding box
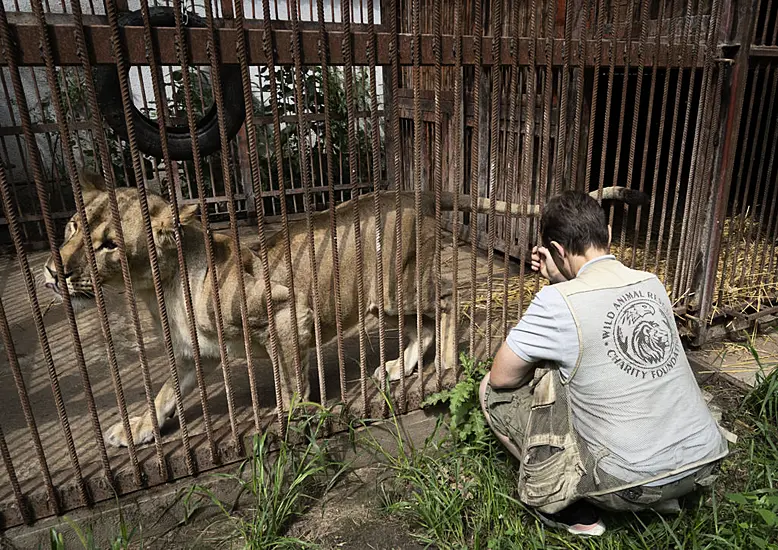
[179,204,199,225]
[79,170,106,200]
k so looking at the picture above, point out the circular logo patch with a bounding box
[602,290,679,380]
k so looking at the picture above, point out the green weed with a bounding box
[189,399,350,549]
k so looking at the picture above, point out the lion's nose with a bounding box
[45,265,72,283]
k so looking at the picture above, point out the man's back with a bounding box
[506,255,727,486]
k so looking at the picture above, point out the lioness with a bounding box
[43,172,646,447]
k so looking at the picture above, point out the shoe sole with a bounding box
[536,512,607,537]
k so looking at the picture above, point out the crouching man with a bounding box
[480,191,729,536]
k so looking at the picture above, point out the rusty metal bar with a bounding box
[198,0,256,445]
[570,0,590,191]
[538,0,555,200]
[615,0,641,252]
[670,6,704,297]
[233,0,288,433]
[449,0,462,381]
[696,0,755,332]
[0,419,29,525]
[128,0,217,462]
[737,67,778,287]
[261,0,307,406]
[501,0,524,339]
[554,0,575,194]
[289,0,328,408]
[598,4,617,209]
[468,0,483,356]
[411,0,424,399]
[389,0,407,411]
[432,0,443,392]
[524,0,541,297]
[485,0,503,355]
[0,19,706,67]
[103,0,196,474]
[315,0,347,406]
[586,0,605,197]
[0,293,56,518]
[655,0,695,282]
[677,0,722,297]
[722,66,766,290]
[31,0,144,484]
[631,0,661,268]
[755,98,778,278]
[341,0,370,413]
[0,1,97,506]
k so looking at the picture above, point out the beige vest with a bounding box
[517,259,729,513]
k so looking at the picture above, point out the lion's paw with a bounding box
[373,359,405,383]
[104,416,155,448]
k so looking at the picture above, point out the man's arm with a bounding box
[489,341,537,389]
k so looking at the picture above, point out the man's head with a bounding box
[540,190,611,280]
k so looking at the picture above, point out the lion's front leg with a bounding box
[267,302,314,410]
[104,360,204,448]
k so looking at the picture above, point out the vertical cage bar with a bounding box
[233,0,288,433]
[654,0,694,281]
[485,0,502,355]
[315,0,348,406]
[586,0,606,196]
[411,0,424,398]
[69,0,168,475]
[450,0,463,380]
[468,0,484,356]
[599,1,618,209]
[365,0,388,405]
[668,0,708,297]
[289,0,328,408]
[570,0,590,191]
[340,0,370,413]
[555,0,575,195]
[614,0,639,251]
[521,0,539,305]
[0,2,95,506]
[0,293,57,516]
[132,0,218,461]
[0,420,29,524]
[201,0,260,442]
[432,0,443,392]
[538,0,555,202]
[103,0,196,475]
[738,67,778,287]
[31,0,143,484]
[501,0,523,339]
[389,0,408,411]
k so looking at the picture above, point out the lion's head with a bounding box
[42,171,198,308]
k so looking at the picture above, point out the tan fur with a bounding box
[43,172,643,448]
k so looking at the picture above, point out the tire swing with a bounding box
[94,6,246,161]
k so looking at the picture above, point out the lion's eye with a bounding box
[99,240,118,251]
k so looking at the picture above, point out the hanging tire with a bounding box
[94,7,246,161]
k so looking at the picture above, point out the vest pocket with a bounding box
[519,433,583,510]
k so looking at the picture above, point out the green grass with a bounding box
[371,352,778,550]
[187,400,350,549]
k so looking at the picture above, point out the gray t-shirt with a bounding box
[504,255,702,485]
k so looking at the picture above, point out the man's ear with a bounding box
[550,240,565,259]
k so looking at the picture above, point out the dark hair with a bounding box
[540,191,610,256]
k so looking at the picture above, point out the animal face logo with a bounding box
[602,291,680,380]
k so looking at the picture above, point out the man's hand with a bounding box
[531,245,568,284]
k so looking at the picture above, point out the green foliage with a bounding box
[46,498,141,549]
[422,353,491,447]
[187,399,349,549]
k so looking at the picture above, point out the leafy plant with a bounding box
[187,399,350,549]
[422,353,492,447]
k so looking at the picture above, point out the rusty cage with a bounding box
[0,0,775,529]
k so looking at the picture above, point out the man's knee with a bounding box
[479,373,491,414]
